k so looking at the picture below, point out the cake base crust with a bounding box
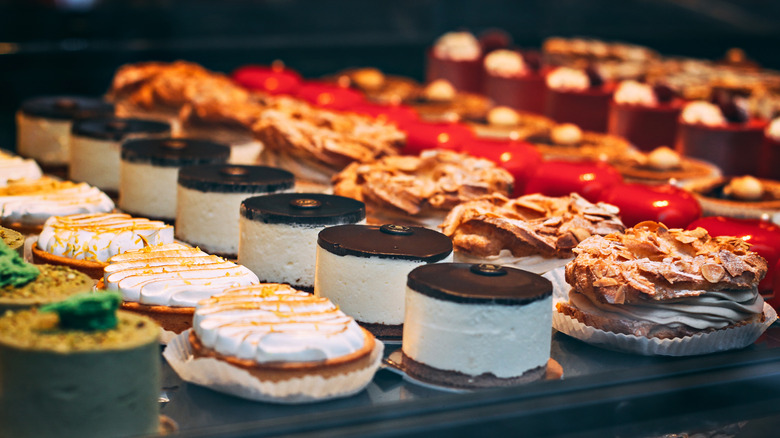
[121,302,194,334]
[401,352,547,389]
[358,321,402,341]
[31,242,107,280]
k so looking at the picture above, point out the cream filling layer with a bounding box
[0,180,114,226]
[194,283,366,362]
[16,112,71,165]
[403,288,552,378]
[119,161,179,219]
[69,136,122,191]
[567,287,765,331]
[37,213,173,262]
[104,242,259,307]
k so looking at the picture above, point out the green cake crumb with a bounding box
[0,241,38,288]
[41,292,122,331]
[0,265,92,303]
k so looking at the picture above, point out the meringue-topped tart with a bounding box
[190,283,376,382]
[103,242,258,334]
[32,213,173,279]
[0,149,42,186]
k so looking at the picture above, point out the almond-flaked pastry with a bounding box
[565,221,767,305]
[333,150,514,217]
[441,193,625,259]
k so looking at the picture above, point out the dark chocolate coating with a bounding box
[241,193,365,225]
[71,117,170,141]
[407,263,552,305]
[178,164,294,193]
[318,224,452,262]
[20,96,114,120]
[121,138,230,167]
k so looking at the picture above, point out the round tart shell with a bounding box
[31,242,107,280]
[189,327,376,382]
[120,302,194,334]
[684,177,780,219]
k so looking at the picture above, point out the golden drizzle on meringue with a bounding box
[37,213,173,263]
[0,177,114,226]
[194,283,366,362]
[104,242,258,307]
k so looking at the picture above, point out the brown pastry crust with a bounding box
[684,177,780,218]
[440,193,625,259]
[357,321,402,341]
[31,242,106,280]
[565,221,767,305]
[612,152,718,183]
[466,110,555,140]
[189,327,376,382]
[120,302,194,334]
[333,150,514,217]
[332,68,420,104]
[409,91,492,122]
[527,126,631,162]
[401,353,549,389]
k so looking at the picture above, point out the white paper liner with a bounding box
[456,250,573,275]
[544,266,779,356]
[163,330,385,403]
[158,327,179,345]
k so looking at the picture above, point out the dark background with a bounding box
[2,0,780,148]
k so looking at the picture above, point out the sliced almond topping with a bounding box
[700,264,726,283]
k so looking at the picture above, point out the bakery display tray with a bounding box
[161,321,780,438]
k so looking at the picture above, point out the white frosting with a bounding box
[433,32,481,61]
[69,135,122,192]
[119,160,179,219]
[766,117,780,142]
[193,283,366,362]
[681,101,726,126]
[487,106,521,126]
[646,147,681,170]
[423,79,457,102]
[402,287,552,378]
[37,213,173,263]
[546,67,589,91]
[550,123,583,145]
[315,247,453,325]
[0,150,42,186]
[104,242,259,307]
[614,80,657,106]
[484,50,526,77]
[0,178,114,227]
[724,176,764,200]
[15,112,72,166]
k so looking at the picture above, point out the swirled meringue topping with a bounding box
[681,101,726,126]
[0,177,114,226]
[37,213,173,263]
[484,50,526,77]
[766,117,780,141]
[433,31,481,61]
[546,67,589,91]
[0,150,42,186]
[614,80,656,106]
[104,243,258,307]
[193,283,366,362]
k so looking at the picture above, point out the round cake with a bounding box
[402,263,553,388]
[239,193,366,292]
[315,224,453,340]
[119,138,230,222]
[176,164,294,258]
[16,96,114,173]
[70,117,171,196]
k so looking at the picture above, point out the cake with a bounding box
[16,95,114,174]
[332,149,514,228]
[402,263,553,388]
[315,224,453,340]
[458,137,542,196]
[103,242,259,335]
[611,146,719,185]
[426,31,484,93]
[483,49,547,114]
[465,106,553,141]
[333,67,419,104]
[544,66,615,133]
[683,175,780,221]
[0,292,160,438]
[524,160,623,203]
[407,79,491,122]
[759,117,780,180]
[119,138,231,222]
[69,117,171,196]
[395,119,474,155]
[0,226,24,256]
[524,121,631,162]
[607,81,683,151]
[599,182,702,229]
[176,164,294,258]
[440,193,625,274]
[0,177,115,234]
[557,221,767,339]
[294,81,366,111]
[32,213,174,279]
[0,149,42,186]
[231,63,303,96]
[238,193,365,292]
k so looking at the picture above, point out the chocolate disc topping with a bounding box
[121,138,230,167]
[20,96,115,120]
[407,263,552,305]
[178,164,294,193]
[318,224,452,262]
[241,193,365,225]
[71,117,170,141]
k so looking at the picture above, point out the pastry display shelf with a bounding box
[162,322,780,438]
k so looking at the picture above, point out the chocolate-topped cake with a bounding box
[402,263,553,388]
[176,164,294,258]
[544,67,614,133]
[239,193,365,292]
[119,138,230,222]
[315,224,453,340]
[17,96,115,174]
[70,117,171,196]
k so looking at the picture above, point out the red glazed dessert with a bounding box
[608,81,683,151]
[347,103,419,126]
[524,160,622,203]
[231,64,302,95]
[758,118,780,180]
[483,50,547,114]
[396,119,474,156]
[544,67,614,133]
[426,32,484,94]
[295,81,365,111]
[599,183,701,229]
[676,99,768,176]
[688,216,780,301]
[460,137,542,196]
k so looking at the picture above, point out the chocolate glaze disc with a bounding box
[241,193,365,226]
[318,224,452,262]
[121,138,230,167]
[20,96,115,120]
[178,164,294,194]
[71,117,171,141]
[407,263,552,305]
